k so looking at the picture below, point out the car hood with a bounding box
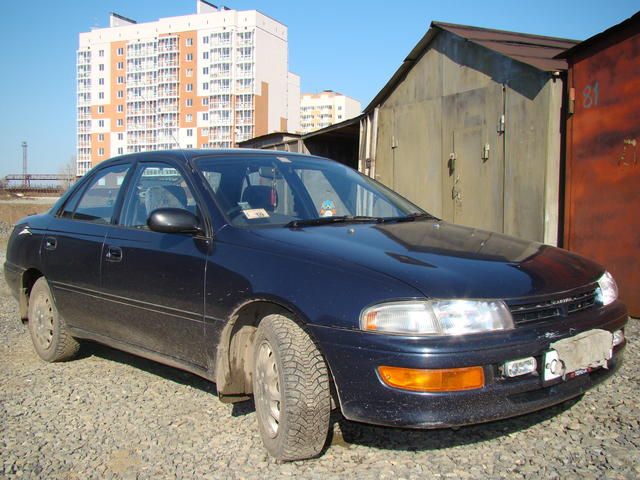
[247,220,603,300]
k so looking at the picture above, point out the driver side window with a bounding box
[120,163,199,229]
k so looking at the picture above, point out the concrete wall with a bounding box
[368,30,563,244]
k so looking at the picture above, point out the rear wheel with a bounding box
[252,314,331,461]
[28,277,79,362]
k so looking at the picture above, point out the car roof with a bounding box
[102,149,321,167]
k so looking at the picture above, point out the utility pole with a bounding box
[22,141,28,188]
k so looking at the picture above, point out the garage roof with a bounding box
[364,21,579,112]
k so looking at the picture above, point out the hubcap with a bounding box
[255,340,281,438]
[33,293,54,350]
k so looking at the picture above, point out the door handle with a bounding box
[105,246,123,263]
[44,237,57,251]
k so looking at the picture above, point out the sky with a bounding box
[0,0,637,177]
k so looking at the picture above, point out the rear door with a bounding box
[43,162,132,333]
[101,161,209,368]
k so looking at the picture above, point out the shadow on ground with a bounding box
[80,340,582,453]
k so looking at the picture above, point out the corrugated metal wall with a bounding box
[369,31,563,244]
[564,23,640,316]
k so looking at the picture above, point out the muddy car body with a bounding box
[4,150,628,460]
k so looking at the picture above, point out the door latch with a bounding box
[448,153,456,176]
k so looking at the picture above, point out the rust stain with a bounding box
[563,19,640,316]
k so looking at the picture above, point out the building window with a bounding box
[186,83,193,92]
[98,133,104,141]
[117,90,124,98]
[203,67,209,75]
[186,98,193,107]
[203,82,209,90]
[98,78,105,85]
[203,51,209,60]
[98,105,105,113]
[98,120,104,127]
[117,119,123,126]
[202,112,209,121]
[98,148,105,156]
[186,53,193,61]
[186,114,193,122]
[117,105,123,113]
[117,47,124,56]
[99,63,104,71]
[98,92,104,100]
[202,128,209,136]
[202,97,209,106]
[186,38,193,46]
[117,76,124,84]
[117,133,124,140]
[117,147,124,154]
[99,50,104,57]
[187,129,193,137]
[186,68,193,77]
[117,61,123,70]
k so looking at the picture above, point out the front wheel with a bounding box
[28,277,79,362]
[252,314,331,461]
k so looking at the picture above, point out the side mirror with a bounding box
[147,208,203,235]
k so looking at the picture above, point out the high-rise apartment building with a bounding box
[299,91,360,134]
[76,0,300,175]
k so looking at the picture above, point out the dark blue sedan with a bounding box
[4,150,628,460]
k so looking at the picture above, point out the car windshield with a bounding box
[195,154,429,227]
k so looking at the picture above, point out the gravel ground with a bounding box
[1,239,639,479]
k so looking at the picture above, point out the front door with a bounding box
[101,161,209,368]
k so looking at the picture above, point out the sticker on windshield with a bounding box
[320,200,337,217]
[243,208,270,219]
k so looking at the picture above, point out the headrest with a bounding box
[145,185,188,214]
[241,185,278,212]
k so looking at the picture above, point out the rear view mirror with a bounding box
[258,166,283,180]
[147,208,203,235]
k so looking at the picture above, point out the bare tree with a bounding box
[59,155,77,191]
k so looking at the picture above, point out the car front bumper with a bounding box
[310,301,628,428]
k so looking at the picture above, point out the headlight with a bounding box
[596,271,618,306]
[360,299,514,336]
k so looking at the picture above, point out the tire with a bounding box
[252,314,331,461]
[28,277,79,362]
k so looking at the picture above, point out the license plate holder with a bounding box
[543,329,613,382]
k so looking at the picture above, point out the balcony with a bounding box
[157,103,178,113]
[210,117,232,126]
[157,89,178,98]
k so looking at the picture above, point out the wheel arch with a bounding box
[214,296,337,406]
[19,268,44,321]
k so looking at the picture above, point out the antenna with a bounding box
[135,87,181,150]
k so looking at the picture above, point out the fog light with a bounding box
[377,366,484,392]
[502,357,537,378]
[613,329,625,347]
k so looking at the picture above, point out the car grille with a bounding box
[509,287,598,325]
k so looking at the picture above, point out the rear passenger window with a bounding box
[68,164,130,223]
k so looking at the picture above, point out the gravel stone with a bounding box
[1,237,639,478]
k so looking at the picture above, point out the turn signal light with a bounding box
[377,365,485,392]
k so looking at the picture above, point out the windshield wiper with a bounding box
[379,212,437,223]
[286,216,383,228]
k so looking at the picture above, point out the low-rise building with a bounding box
[300,91,360,133]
